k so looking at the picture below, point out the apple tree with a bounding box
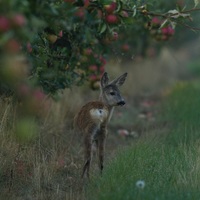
[0,0,200,96]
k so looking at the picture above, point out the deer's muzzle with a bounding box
[117,100,125,106]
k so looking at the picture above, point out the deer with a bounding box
[74,72,128,178]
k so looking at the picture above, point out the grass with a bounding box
[86,81,200,200]
[0,92,85,199]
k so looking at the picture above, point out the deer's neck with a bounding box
[107,106,115,123]
[99,94,115,123]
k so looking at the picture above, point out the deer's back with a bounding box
[74,101,109,132]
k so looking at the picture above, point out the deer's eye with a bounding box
[110,92,115,96]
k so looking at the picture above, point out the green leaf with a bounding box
[160,19,168,29]
[167,9,191,19]
[99,23,107,34]
[132,5,137,17]
[116,0,123,12]
[194,0,200,7]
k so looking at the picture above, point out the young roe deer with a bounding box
[74,72,128,178]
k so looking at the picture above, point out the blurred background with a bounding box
[0,0,200,199]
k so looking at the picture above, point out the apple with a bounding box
[161,27,168,35]
[105,14,118,24]
[17,84,31,96]
[33,88,46,101]
[83,48,92,56]
[58,30,63,37]
[84,0,90,7]
[96,9,103,19]
[167,26,175,35]
[99,66,105,73]
[89,65,98,71]
[121,44,130,51]
[151,17,161,26]
[100,56,106,65]
[120,11,129,18]
[26,42,32,53]
[47,34,58,43]
[5,39,21,53]
[0,16,10,32]
[11,14,26,27]
[75,8,85,19]
[104,2,117,13]
[89,74,98,81]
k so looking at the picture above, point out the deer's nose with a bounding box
[117,100,125,106]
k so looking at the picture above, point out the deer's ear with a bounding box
[111,72,128,87]
[101,72,109,88]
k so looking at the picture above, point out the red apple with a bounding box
[97,9,103,19]
[58,30,63,37]
[100,66,105,72]
[5,39,21,53]
[89,74,98,81]
[100,56,106,65]
[161,27,168,35]
[83,48,92,56]
[84,0,90,7]
[11,14,26,27]
[151,17,161,26]
[104,2,117,13]
[89,65,98,71]
[121,11,129,18]
[26,42,32,53]
[167,26,175,35]
[105,14,118,24]
[75,8,85,19]
[0,16,10,32]
[17,84,31,96]
[121,44,130,51]
[33,88,46,101]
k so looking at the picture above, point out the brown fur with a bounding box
[75,101,109,132]
[74,72,127,178]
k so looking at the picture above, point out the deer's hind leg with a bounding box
[82,135,93,178]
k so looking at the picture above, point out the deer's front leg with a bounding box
[98,126,107,176]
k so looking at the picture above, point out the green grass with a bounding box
[161,82,200,145]
[86,82,200,200]
[186,59,200,78]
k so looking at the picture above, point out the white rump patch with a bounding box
[90,108,108,123]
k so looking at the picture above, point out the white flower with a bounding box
[136,180,145,189]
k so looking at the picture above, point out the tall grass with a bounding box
[161,82,200,145]
[0,91,85,199]
[86,82,200,200]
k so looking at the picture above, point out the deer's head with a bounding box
[100,72,128,107]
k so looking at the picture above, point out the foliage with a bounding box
[0,0,200,95]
